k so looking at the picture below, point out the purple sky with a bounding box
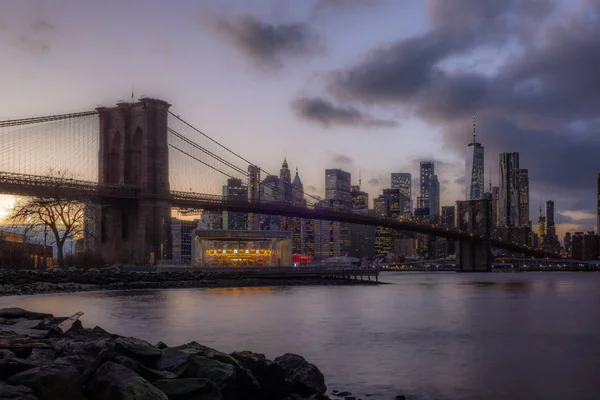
[1,0,599,239]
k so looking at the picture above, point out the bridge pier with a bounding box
[89,99,173,264]
[456,199,492,271]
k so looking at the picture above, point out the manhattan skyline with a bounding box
[0,0,599,238]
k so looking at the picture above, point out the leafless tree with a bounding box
[6,170,88,266]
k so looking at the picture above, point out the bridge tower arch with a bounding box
[91,99,172,264]
[456,199,493,271]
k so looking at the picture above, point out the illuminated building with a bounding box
[313,199,351,259]
[279,158,293,203]
[0,230,53,268]
[259,175,282,230]
[419,161,434,212]
[374,195,392,254]
[391,172,412,215]
[222,178,248,230]
[571,231,600,260]
[193,230,292,267]
[441,206,456,227]
[429,175,440,219]
[351,185,369,209]
[542,200,560,253]
[197,211,221,231]
[325,169,352,205]
[499,152,520,227]
[491,186,499,229]
[465,122,484,200]
[247,165,261,230]
[563,232,572,256]
[538,211,546,239]
[413,208,430,256]
[172,218,199,264]
[518,169,529,227]
[350,208,376,258]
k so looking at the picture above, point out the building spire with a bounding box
[473,114,476,144]
[359,170,362,187]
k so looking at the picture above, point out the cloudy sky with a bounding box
[1,0,599,238]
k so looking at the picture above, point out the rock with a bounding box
[156,341,168,350]
[175,342,261,399]
[274,353,327,395]
[53,355,96,373]
[0,381,37,400]
[0,358,38,380]
[101,266,121,274]
[183,356,237,399]
[395,396,406,400]
[114,337,162,364]
[85,361,168,400]
[231,351,292,400]
[51,336,115,357]
[115,355,138,371]
[81,349,114,384]
[27,348,55,364]
[6,364,85,400]
[153,378,222,400]
[0,308,53,320]
[68,267,78,273]
[156,347,192,376]
[0,318,6,324]
[0,319,49,339]
[0,349,16,359]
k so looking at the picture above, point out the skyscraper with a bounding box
[420,161,434,211]
[222,178,248,230]
[292,167,304,206]
[351,185,369,209]
[279,158,292,203]
[430,174,440,219]
[391,172,411,215]
[441,206,456,227]
[325,169,352,205]
[518,169,529,227]
[499,152,520,227]
[543,200,560,253]
[247,165,261,230]
[465,121,484,200]
[597,173,600,234]
[491,186,499,229]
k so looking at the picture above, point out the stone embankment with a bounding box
[0,307,335,400]
[0,267,377,296]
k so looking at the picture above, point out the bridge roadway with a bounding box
[0,172,557,259]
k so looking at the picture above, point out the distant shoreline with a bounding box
[0,268,381,297]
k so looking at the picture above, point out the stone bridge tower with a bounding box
[89,98,172,264]
[456,199,492,271]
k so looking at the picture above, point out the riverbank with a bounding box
[0,307,340,400]
[0,267,381,297]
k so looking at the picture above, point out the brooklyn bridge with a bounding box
[0,98,556,270]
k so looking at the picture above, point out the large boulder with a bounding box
[0,358,38,380]
[6,364,85,400]
[85,361,168,400]
[183,356,237,400]
[274,353,326,395]
[51,337,115,357]
[231,351,292,400]
[153,378,222,400]
[0,349,16,360]
[27,348,56,364]
[175,342,261,399]
[114,337,162,365]
[0,381,37,400]
[0,308,53,320]
[156,347,193,376]
[53,354,96,373]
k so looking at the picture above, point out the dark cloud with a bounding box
[291,96,397,128]
[332,154,354,166]
[321,0,600,223]
[313,0,388,13]
[306,184,318,193]
[208,13,321,68]
[17,35,49,54]
[368,177,380,187]
[30,20,54,32]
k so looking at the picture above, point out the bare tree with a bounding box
[6,170,87,266]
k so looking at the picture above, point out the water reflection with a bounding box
[0,272,599,400]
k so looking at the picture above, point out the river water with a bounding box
[1,272,599,400]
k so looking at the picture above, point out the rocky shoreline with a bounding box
[0,268,379,297]
[0,307,376,400]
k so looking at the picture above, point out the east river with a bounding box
[2,272,600,400]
